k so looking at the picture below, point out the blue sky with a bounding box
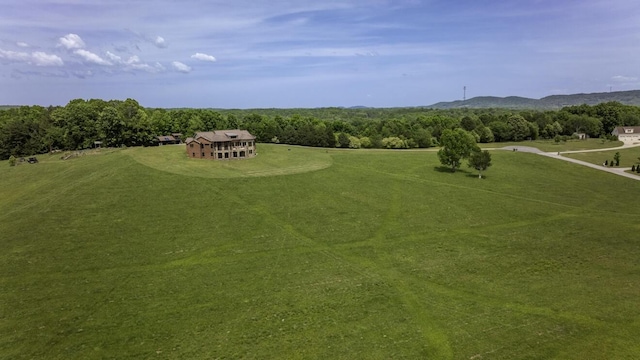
[1,0,639,108]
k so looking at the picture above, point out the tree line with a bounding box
[1,98,639,160]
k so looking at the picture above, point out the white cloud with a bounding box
[74,49,112,66]
[155,36,167,48]
[191,52,216,62]
[612,75,637,82]
[0,49,30,62]
[127,59,163,73]
[172,61,191,73]
[106,51,122,63]
[32,52,64,66]
[0,48,63,67]
[58,33,85,50]
[125,55,142,65]
[105,51,163,73]
[16,41,29,48]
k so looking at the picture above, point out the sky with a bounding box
[1,0,639,108]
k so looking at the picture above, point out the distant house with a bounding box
[157,135,179,145]
[171,133,183,143]
[611,126,640,143]
[185,130,256,160]
[573,132,588,140]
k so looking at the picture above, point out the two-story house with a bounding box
[185,130,256,160]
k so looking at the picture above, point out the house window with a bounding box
[201,152,205,157]
[211,152,214,157]
[249,150,253,154]
[190,144,194,148]
[240,151,246,157]
[200,144,204,149]
[233,151,238,158]
[218,153,222,158]
[242,142,246,146]
[224,152,229,158]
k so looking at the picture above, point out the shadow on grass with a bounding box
[465,173,488,179]
[433,166,473,175]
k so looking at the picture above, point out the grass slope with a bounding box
[480,139,623,152]
[1,145,640,359]
[563,147,640,167]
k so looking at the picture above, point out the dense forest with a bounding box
[1,98,640,160]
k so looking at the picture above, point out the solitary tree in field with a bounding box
[437,128,478,172]
[468,149,492,179]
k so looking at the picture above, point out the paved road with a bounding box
[498,144,640,181]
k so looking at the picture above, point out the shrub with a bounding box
[381,137,408,149]
[337,133,350,148]
[359,137,372,149]
[348,136,361,149]
[8,155,16,167]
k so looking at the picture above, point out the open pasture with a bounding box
[1,144,639,359]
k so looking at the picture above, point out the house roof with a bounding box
[194,129,256,142]
[612,126,640,135]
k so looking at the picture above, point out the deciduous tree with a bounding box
[468,149,492,178]
[437,128,478,172]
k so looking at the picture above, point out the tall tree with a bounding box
[437,128,478,172]
[97,106,125,147]
[507,114,531,141]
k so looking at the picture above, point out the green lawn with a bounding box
[563,147,640,167]
[1,144,639,359]
[480,138,623,152]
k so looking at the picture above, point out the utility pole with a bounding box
[463,86,466,101]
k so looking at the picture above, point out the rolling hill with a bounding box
[2,144,640,358]
[428,89,640,109]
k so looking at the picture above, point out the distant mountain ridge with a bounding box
[427,90,640,110]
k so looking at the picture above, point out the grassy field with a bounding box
[480,138,623,152]
[563,147,640,168]
[1,144,640,359]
